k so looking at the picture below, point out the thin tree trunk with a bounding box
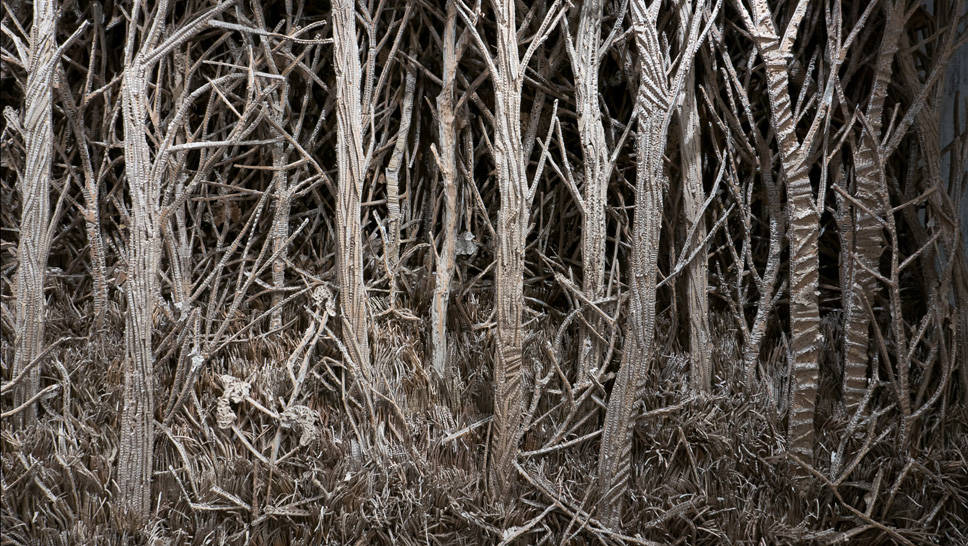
[841,2,904,414]
[676,3,711,392]
[269,82,290,332]
[745,0,822,466]
[488,0,529,499]
[118,59,158,526]
[386,71,414,308]
[333,0,373,380]
[12,0,56,426]
[598,115,665,527]
[573,0,609,383]
[597,0,697,525]
[54,68,108,330]
[431,2,460,377]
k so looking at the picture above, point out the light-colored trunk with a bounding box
[12,0,56,426]
[750,2,821,465]
[488,0,529,499]
[118,60,158,526]
[676,10,711,391]
[841,2,903,414]
[597,0,686,525]
[333,0,372,380]
[386,72,414,307]
[431,2,459,377]
[573,0,609,383]
[269,83,290,332]
[598,114,665,526]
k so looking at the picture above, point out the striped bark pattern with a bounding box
[333,0,373,381]
[488,0,529,499]
[841,3,904,414]
[573,0,609,382]
[744,0,820,465]
[12,0,56,426]
[119,61,159,526]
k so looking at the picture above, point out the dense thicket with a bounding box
[1,0,967,543]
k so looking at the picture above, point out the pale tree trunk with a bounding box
[54,68,108,331]
[841,2,905,414]
[597,0,706,526]
[12,0,56,426]
[119,59,158,526]
[431,1,460,377]
[268,83,290,332]
[386,71,414,308]
[572,0,609,383]
[677,2,711,392]
[488,0,529,499]
[268,66,291,332]
[333,0,373,381]
[738,0,822,466]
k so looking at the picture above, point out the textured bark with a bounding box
[269,80,290,332]
[431,2,459,377]
[54,67,108,330]
[12,0,56,426]
[487,0,530,499]
[676,3,711,392]
[118,60,158,526]
[598,116,665,527]
[841,2,904,414]
[333,0,373,380]
[386,72,414,308]
[744,0,821,465]
[573,0,609,383]
[597,0,686,526]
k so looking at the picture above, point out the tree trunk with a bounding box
[841,2,903,414]
[598,115,665,527]
[573,0,609,383]
[333,0,373,380]
[118,60,158,527]
[431,1,459,377]
[597,0,681,525]
[386,71,414,308]
[488,0,529,499]
[12,0,56,426]
[676,7,711,391]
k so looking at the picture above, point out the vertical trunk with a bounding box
[118,60,158,526]
[842,2,904,414]
[54,68,108,330]
[333,0,372,379]
[597,0,676,525]
[598,115,665,526]
[676,4,711,391]
[431,2,459,377]
[488,0,529,498]
[758,35,821,467]
[12,0,56,426]
[573,0,609,382]
[386,72,414,307]
[269,82,290,332]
